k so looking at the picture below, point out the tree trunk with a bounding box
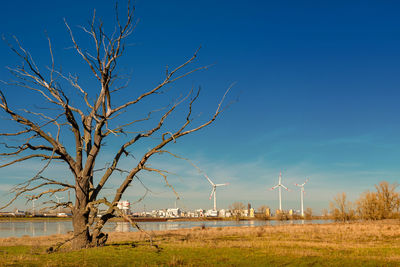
[71,210,91,250]
[71,180,92,250]
[91,224,109,247]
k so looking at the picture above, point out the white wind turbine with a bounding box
[295,178,309,217]
[204,174,229,211]
[54,195,64,213]
[32,199,37,216]
[270,171,289,211]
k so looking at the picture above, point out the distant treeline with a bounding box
[330,181,400,221]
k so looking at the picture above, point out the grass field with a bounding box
[1,220,400,266]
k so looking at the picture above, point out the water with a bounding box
[0,219,332,238]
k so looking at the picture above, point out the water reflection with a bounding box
[0,219,331,237]
[114,222,130,232]
[0,220,73,238]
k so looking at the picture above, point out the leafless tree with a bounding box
[304,207,313,220]
[329,192,355,222]
[357,181,399,220]
[229,202,245,216]
[257,205,270,219]
[356,191,380,220]
[375,181,399,218]
[0,2,231,249]
[257,205,270,214]
[321,208,329,218]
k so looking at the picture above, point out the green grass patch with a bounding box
[0,242,399,267]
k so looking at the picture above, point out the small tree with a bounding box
[375,181,399,218]
[321,208,329,218]
[257,205,270,219]
[0,2,231,249]
[304,207,313,220]
[257,205,269,214]
[229,202,245,217]
[356,191,380,220]
[330,192,355,222]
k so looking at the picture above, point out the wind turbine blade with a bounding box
[270,185,279,190]
[281,184,290,191]
[203,174,215,186]
[216,183,229,186]
[303,178,309,185]
[209,188,215,200]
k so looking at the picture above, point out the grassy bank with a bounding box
[1,220,400,266]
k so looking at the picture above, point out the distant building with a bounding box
[249,208,255,218]
[265,208,271,217]
[13,209,26,216]
[241,209,248,217]
[195,209,205,217]
[140,211,152,217]
[157,210,166,217]
[117,200,131,215]
[219,209,232,218]
[205,209,218,217]
[166,208,181,218]
[0,211,14,216]
[187,211,195,217]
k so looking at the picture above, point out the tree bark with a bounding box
[71,210,91,249]
[71,180,91,250]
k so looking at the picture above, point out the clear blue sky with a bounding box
[0,0,400,213]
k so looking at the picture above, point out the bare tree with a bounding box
[257,205,270,214]
[356,191,380,220]
[0,2,231,249]
[229,202,245,217]
[329,192,355,222]
[304,207,313,220]
[357,181,399,220]
[375,181,399,218]
[321,208,329,218]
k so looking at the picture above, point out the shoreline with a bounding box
[0,216,329,222]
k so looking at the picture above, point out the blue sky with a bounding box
[0,0,400,214]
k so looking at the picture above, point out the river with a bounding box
[0,219,332,238]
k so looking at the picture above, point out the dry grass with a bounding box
[108,219,400,244]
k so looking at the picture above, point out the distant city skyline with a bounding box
[1,0,400,213]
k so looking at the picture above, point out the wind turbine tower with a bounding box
[295,178,309,217]
[270,171,289,211]
[55,195,64,213]
[174,196,180,209]
[204,174,229,211]
[32,199,37,216]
